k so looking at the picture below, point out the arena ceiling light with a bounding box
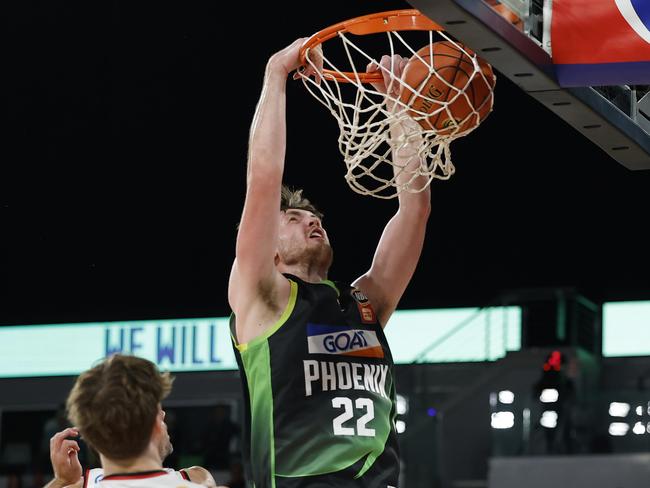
[609,402,631,417]
[632,422,646,435]
[539,388,559,403]
[396,394,408,416]
[498,390,515,404]
[540,410,558,428]
[609,422,630,436]
[491,411,515,429]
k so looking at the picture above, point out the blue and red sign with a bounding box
[551,0,650,86]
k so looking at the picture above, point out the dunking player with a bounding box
[228,37,430,487]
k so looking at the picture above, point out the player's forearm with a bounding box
[236,59,289,279]
[390,118,431,213]
[246,61,290,185]
[396,178,431,215]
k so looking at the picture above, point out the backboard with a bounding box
[406,0,650,170]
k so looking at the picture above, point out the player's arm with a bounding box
[43,428,83,488]
[228,38,319,341]
[353,55,431,327]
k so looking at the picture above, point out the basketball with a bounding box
[398,41,496,135]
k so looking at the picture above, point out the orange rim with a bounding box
[299,9,443,84]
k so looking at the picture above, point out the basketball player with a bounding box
[228,37,430,487]
[43,354,222,488]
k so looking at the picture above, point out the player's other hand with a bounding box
[50,427,83,486]
[293,41,323,84]
[269,37,321,84]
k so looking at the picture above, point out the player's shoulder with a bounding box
[182,465,219,487]
[230,266,290,310]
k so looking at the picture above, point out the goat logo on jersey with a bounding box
[307,324,384,358]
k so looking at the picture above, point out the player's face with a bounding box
[157,408,174,460]
[277,209,333,270]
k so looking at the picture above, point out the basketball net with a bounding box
[298,26,495,199]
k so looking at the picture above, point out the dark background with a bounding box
[3,0,650,327]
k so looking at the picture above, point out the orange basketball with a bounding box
[398,41,495,135]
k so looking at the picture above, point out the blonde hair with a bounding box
[281,185,323,220]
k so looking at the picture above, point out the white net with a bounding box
[298,29,495,199]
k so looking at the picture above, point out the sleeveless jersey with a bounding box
[83,468,202,488]
[230,274,400,487]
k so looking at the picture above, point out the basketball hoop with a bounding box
[297,10,496,199]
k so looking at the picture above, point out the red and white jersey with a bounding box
[84,468,204,488]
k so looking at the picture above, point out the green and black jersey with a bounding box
[230,274,399,488]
